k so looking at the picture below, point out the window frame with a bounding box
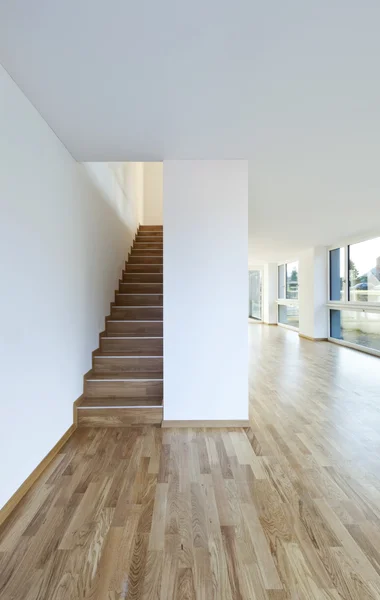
[328,235,380,310]
[327,232,380,357]
[278,264,286,299]
[248,267,264,322]
[327,305,380,358]
[285,261,299,300]
[277,302,300,331]
[277,260,299,331]
[328,246,347,304]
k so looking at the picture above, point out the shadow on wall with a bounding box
[84,162,163,227]
[83,162,144,226]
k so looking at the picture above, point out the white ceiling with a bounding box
[1,0,379,263]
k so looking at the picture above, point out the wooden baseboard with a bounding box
[0,424,76,527]
[162,420,250,428]
[299,333,328,342]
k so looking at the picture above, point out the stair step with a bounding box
[135,237,163,244]
[85,377,163,398]
[123,272,163,283]
[130,249,163,256]
[100,335,163,354]
[93,354,163,373]
[136,231,163,237]
[132,242,163,248]
[128,256,163,265]
[110,306,163,319]
[115,293,163,306]
[124,263,163,273]
[119,283,163,294]
[87,371,163,381]
[78,406,163,427]
[106,320,163,336]
[80,397,163,407]
[133,242,163,250]
[78,224,164,429]
[139,225,163,231]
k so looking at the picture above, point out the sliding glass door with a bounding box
[249,270,262,320]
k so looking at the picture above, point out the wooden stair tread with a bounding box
[111,307,163,311]
[104,333,163,338]
[116,293,163,295]
[109,308,163,320]
[104,322,163,336]
[80,397,163,407]
[106,319,163,322]
[101,335,163,339]
[93,350,163,357]
[86,371,163,380]
[103,336,162,339]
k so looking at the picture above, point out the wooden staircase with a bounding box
[78,225,163,426]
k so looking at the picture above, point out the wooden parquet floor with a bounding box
[1,325,380,599]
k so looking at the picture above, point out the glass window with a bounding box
[249,270,262,320]
[278,304,299,329]
[330,309,380,353]
[286,262,299,299]
[278,265,285,299]
[348,237,380,303]
[329,247,345,301]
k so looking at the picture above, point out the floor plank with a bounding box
[1,325,380,598]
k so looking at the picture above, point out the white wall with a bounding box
[299,250,315,337]
[0,65,139,509]
[84,162,144,228]
[124,163,144,226]
[143,162,163,225]
[299,247,328,339]
[163,160,248,422]
[263,263,278,324]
